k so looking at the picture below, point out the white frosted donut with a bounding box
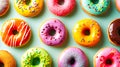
[0,0,9,16]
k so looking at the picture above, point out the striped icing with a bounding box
[1,19,31,47]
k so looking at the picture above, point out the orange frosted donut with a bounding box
[72,18,102,47]
[1,18,31,47]
[0,50,16,67]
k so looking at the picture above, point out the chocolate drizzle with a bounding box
[108,19,120,46]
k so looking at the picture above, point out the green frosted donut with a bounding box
[81,0,110,15]
[21,48,52,67]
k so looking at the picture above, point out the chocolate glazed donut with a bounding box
[108,19,120,46]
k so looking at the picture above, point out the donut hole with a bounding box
[25,0,31,5]
[58,0,64,5]
[31,57,40,65]
[82,28,90,36]
[0,62,4,67]
[105,58,113,65]
[117,28,120,36]
[12,30,19,35]
[90,0,99,4]
[48,29,56,36]
[68,57,75,65]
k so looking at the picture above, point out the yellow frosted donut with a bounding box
[14,0,43,17]
[72,19,102,47]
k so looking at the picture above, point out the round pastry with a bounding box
[94,47,120,67]
[80,0,110,15]
[108,19,120,46]
[39,19,67,46]
[72,18,102,47]
[58,47,88,67]
[0,0,9,16]
[47,0,76,16]
[21,47,52,67]
[14,0,44,17]
[0,50,16,67]
[1,18,31,47]
[116,0,120,12]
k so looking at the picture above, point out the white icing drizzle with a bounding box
[0,0,8,13]
[3,20,31,47]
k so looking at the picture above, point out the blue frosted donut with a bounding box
[81,0,111,15]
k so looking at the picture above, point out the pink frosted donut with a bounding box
[0,0,9,16]
[116,0,120,12]
[39,19,67,46]
[94,47,120,67]
[58,47,88,67]
[47,0,76,16]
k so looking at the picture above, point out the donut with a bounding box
[1,18,31,47]
[72,18,102,47]
[94,47,120,67]
[116,0,120,12]
[14,0,44,17]
[58,47,88,67]
[108,19,120,46]
[21,47,52,67]
[80,0,110,15]
[39,19,67,46]
[0,50,16,67]
[47,0,76,16]
[0,0,9,16]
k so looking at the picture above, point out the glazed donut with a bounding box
[94,47,120,67]
[21,47,52,67]
[0,50,16,67]
[72,18,102,47]
[80,0,110,15]
[1,18,31,47]
[116,0,120,12]
[108,19,120,46]
[14,0,43,17]
[0,0,9,16]
[47,0,76,16]
[58,47,88,67]
[39,19,67,46]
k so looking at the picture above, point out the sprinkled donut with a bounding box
[94,47,120,67]
[58,47,88,67]
[0,50,16,67]
[108,19,120,46]
[80,0,110,15]
[0,0,9,16]
[14,0,43,17]
[21,47,52,67]
[1,18,31,47]
[39,19,67,46]
[47,0,76,16]
[72,18,102,47]
[116,0,120,12]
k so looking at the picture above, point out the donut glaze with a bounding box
[94,47,120,67]
[116,0,120,12]
[39,19,67,46]
[81,0,110,15]
[47,0,76,16]
[58,47,88,67]
[0,50,16,67]
[1,18,31,47]
[0,0,9,16]
[108,19,120,46]
[14,0,43,17]
[21,47,52,67]
[73,18,102,47]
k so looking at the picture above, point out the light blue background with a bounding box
[0,0,120,67]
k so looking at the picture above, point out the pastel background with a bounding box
[0,0,120,67]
